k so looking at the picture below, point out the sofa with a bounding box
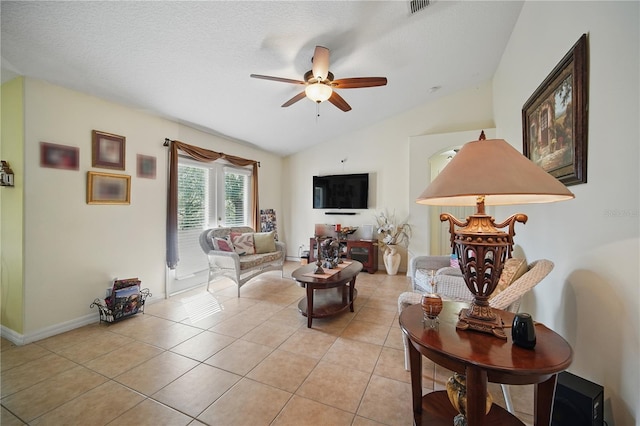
[199,226,285,296]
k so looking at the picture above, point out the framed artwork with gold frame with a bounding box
[87,171,131,205]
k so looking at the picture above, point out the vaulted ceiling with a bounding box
[1,1,523,156]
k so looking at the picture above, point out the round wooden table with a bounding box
[399,302,573,426]
[292,261,363,328]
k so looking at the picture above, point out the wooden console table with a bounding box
[399,302,573,426]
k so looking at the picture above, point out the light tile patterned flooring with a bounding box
[1,262,534,425]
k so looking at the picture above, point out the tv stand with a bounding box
[347,240,378,274]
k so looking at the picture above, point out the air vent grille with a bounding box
[410,0,430,14]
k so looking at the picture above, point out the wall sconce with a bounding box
[0,161,15,187]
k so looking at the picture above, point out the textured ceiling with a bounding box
[1,1,523,156]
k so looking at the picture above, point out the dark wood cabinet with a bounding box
[347,240,378,274]
[308,238,378,273]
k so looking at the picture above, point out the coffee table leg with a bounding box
[306,286,314,328]
[349,277,356,312]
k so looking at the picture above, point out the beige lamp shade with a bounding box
[416,138,575,206]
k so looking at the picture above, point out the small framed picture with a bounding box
[92,130,125,170]
[40,142,79,170]
[136,154,156,179]
[87,171,131,205]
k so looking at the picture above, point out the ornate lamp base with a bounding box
[456,305,507,339]
[440,201,527,341]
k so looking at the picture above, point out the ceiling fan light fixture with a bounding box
[305,83,332,103]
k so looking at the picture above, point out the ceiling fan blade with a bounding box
[328,91,352,112]
[311,46,330,81]
[281,91,307,107]
[250,74,306,85]
[331,77,388,89]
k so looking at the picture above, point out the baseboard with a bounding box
[1,292,167,346]
[0,325,25,346]
[1,312,96,346]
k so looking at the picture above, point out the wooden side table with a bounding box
[399,302,573,426]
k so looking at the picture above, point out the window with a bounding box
[175,158,252,279]
[178,164,207,232]
[224,167,250,227]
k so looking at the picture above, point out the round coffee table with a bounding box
[292,261,363,328]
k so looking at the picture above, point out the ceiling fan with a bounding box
[250,46,387,112]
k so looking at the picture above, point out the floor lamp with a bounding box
[416,132,574,338]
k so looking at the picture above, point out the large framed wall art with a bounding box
[522,34,588,186]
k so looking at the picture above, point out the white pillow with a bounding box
[230,232,255,255]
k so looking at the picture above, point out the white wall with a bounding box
[10,3,639,421]
[408,128,495,257]
[21,78,283,340]
[284,81,495,271]
[493,2,639,425]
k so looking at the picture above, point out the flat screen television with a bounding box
[313,173,369,209]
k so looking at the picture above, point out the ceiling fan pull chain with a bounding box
[316,102,321,122]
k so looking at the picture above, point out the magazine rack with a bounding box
[90,278,151,324]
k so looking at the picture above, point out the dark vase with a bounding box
[512,313,536,349]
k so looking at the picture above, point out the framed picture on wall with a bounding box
[136,154,156,179]
[92,130,126,170]
[40,142,79,170]
[522,33,588,186]
[87,171,131,205]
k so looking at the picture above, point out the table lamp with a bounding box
[416,131,574,338]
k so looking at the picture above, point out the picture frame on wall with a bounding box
[87,171,131,205]
[40,142,79,170]
[136,154,156,179]
[522,33,588,186]
[92,130,126,170]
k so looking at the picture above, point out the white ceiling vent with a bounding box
[410,0,430,14]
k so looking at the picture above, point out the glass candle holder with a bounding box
[421,270,443,328]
